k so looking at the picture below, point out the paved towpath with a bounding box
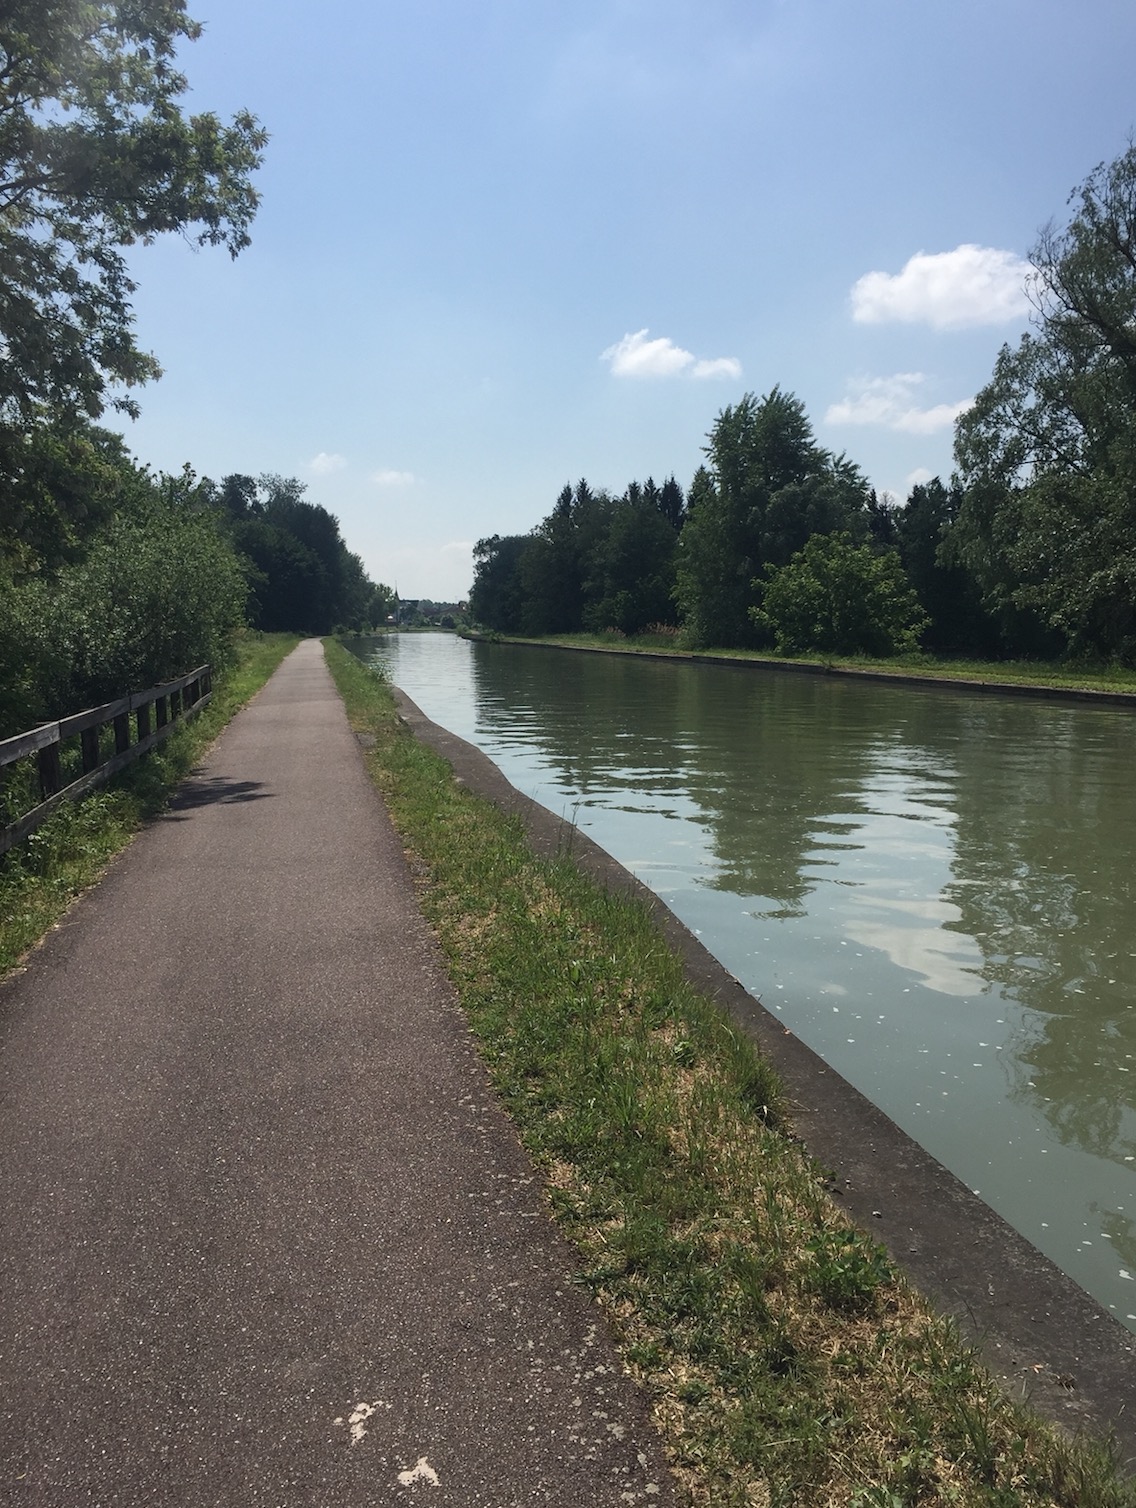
[0,640,676,1507]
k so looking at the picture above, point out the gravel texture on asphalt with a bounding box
[0,640,677,1507]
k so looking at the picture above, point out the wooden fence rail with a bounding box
[0,666,212,856]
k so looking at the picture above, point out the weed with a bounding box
[803,1228,895,1313]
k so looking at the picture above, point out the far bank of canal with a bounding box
[348,634,1136,1332]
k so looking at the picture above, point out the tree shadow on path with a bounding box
[162,776,273,817]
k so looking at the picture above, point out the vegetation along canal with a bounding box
[350,633,1136,1331]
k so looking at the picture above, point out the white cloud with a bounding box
[309,451,347,474]
[371,469,417,487]
[850,244,1030,329]
[906,467,934,489]
[825,373,973,434]
[693,355,744,380]
[603,329,693,376]
[601,328,741,380]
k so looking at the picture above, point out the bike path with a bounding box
[0,639,675,1507]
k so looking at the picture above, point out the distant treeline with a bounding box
[0,423,394,737]
[471,394,998,661]
[474,144,1136,667]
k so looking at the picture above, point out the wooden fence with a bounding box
[0,667,212,856]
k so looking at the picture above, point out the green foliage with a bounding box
[895,478,998,656]
[0,421,149,578]
[470,533,530,633]
[804,1229,894,1312]
[952,143,1136,660]
[40,505,248,708]
[470,476,684,637]
[581,493,678,634]
[0,0,266,428]
[216,472,388,633]
[0,483,249,734]
[753,533,928,657]
[675,389,871,647]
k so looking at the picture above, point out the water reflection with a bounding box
[352,636,1136,1327]
[941,702,1136,1177]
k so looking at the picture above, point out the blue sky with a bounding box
[114,0,1136,601]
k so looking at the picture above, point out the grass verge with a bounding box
[325,636,1133,1508]
[0,633,300,978]
[475,631,1136,697]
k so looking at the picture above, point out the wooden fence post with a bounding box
[37,743,63,799]
[80,727,100,774]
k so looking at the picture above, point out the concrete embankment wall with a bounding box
[496,636,1136,709]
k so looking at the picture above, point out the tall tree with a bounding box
[895,478,996,655]
[469,534,530,633]
[657,475,686,531]
[583,491,679,633]
[218,473,380,633]
[0,0,267,428]
[675,389,869,647]
[952,143,1136,659]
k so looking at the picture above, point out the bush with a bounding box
[752,534,928,657]
[3,508,248,727]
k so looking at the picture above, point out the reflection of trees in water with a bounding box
[470,646,1136,1172]
[1097,1206,1136,1270]
[944,700,1136,1168]
[470,649,879,914]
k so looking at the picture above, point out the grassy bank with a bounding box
[0,633,300,978]
[325,637,1133,1508]
[473,631,1136,697]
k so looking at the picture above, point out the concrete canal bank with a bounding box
[495,634,1136,709]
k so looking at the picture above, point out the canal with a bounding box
[349,633,1136,1331]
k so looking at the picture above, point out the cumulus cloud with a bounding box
[850,244,1030,329]
[309,451,347,474]
[906,467,934,489]
[692,355,744,379]
[371,469,417,487]
[601,329,741,380]
[825,373,973,434]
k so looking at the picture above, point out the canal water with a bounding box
[348,634,1136,1330]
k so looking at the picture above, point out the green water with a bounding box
[351,634,1136,1330]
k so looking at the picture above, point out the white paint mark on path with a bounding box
[397,1456,441,1488]
[332,1398,392,1446]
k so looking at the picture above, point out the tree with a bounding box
[2,478,248,732]
[674,390,870,647]
[895,478,997,655]
[470,534,529,632]
[658,475,686,531]
[952,143,1136,659]
[582,492,678,633]
[213,473,382,633]
[0,419,149,577]
[752,533,927,658]
[0,0,267,428]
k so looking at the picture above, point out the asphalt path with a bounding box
[0,640,676,1507]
